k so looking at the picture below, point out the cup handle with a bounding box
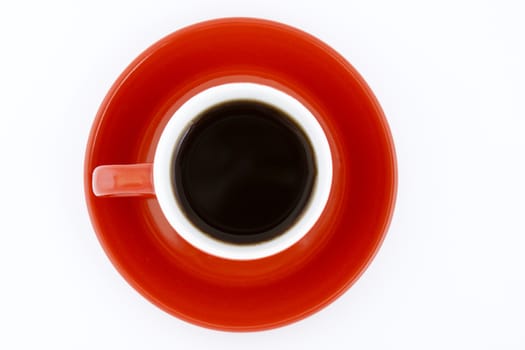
[92,164,155,197]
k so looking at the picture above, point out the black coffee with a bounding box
[173,100,316,245]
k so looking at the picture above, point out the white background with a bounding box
[1,0,524,348]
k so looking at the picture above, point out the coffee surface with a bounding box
[173,100,316,244]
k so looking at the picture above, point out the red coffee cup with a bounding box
[84,17,397,331]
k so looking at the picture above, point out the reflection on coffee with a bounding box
[173,100,316,245]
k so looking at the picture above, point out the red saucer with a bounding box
[84,18,397,331]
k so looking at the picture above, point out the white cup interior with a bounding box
[154,82,333,260]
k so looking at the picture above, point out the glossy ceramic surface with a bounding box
[84,18,397,331]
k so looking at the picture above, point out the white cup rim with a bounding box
[153,82,333,260]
